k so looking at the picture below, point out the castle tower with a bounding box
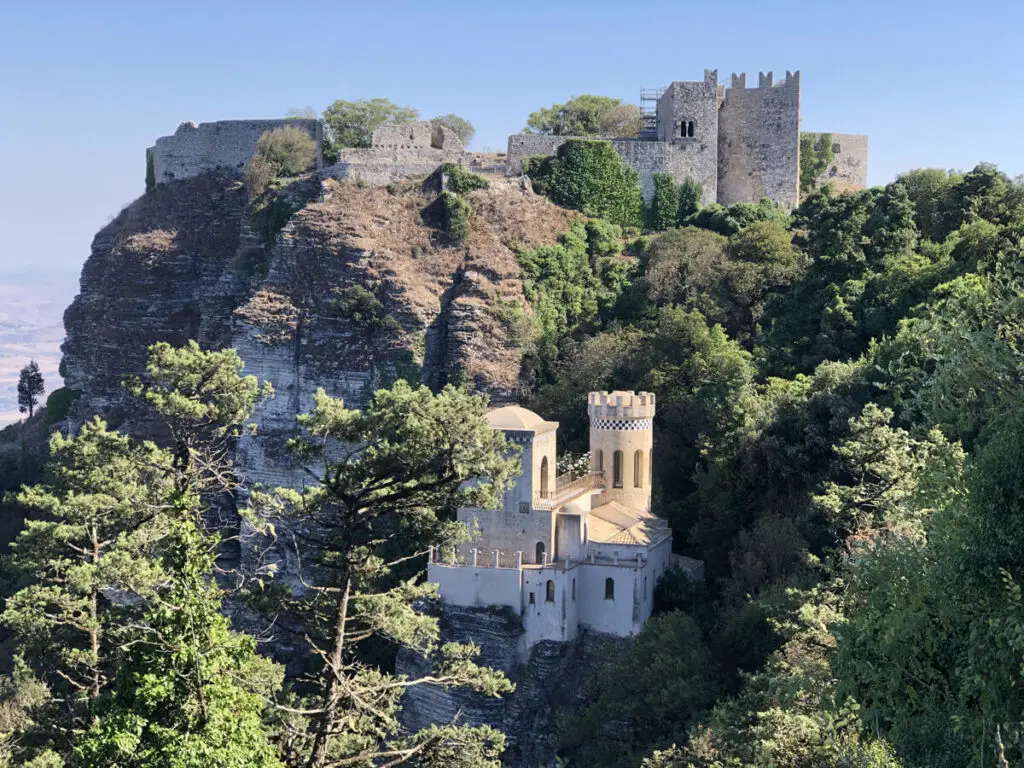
[654,69,720,204]
[588,391,655,513]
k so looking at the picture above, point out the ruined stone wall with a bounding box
[324,147,468,186]
[717,72,801,209]
[148,119,322,183]
[505,135,715,204]
[812,132,869,192]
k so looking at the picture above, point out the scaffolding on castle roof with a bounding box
[639,86,664,141]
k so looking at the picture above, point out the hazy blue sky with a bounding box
[1,0,1022,287]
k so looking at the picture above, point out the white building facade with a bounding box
[427,391,673,657]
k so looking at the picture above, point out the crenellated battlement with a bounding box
[728,70,800,90]
[587,390,656,421]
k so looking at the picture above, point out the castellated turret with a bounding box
[588,391,655,513]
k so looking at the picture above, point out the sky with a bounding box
[1,0,1023,288]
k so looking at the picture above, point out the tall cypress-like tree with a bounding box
[17,360,44,418]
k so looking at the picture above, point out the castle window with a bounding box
[519,501,530,515]
[644,575,648,600]
[613,451,623,488]
[679,121,686,138]
[649,449,654,487]
[634,450,643,488]
[540,456,550,497]
[596,450,603,472]
[687,121,695,137]
[572,578,576,601]
[536,541,546,565]
[605,577,615,600]
[546,580,555,602]
[529,591,535,605]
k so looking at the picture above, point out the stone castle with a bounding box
[147,68,867,211]
[427,391,688,658]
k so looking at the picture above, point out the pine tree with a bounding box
[2,418,178,755]
[17,361,44,418]
[252,381,518,767]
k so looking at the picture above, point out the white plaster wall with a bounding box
[578,563,639,636]
[521,565,580,646]
[428,564,523,612]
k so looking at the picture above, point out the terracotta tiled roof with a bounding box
[589,501,671,546]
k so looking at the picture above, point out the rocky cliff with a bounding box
[62,169,576,489]
[60,167,589,762]
[396,603,618,768]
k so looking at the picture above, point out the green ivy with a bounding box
[527,140,644,228]
[800,132,835,195]
[441,190,472,244]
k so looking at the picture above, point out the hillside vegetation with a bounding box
[5,135,1024,767]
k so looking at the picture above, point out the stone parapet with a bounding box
[587,390,656,421]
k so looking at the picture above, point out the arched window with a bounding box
[613,450,623,488]
[536,541,546,565]
[678,121,686,138]
[649,449,653,487]
[572,578,576,601]
[584,523,588,542]
[605,577,615,600]
[644,575,648,600]
[545,580,555,602]
[634,450,643,488]
[595,450,603,472]
[540,456,550,497]
[687,121,695,137]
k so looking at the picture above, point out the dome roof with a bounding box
[486,405,550,432]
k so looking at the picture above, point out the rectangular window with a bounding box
[613,451,623,488]
[519,501,530,515]
[529,592,535,605]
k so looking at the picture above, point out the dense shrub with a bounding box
[44,387,81,425]
[326,286,402,334]
[677,177,703,222]
[531,140,644,228]
[441,163,489,195]
[687,198,789,236]
[648,173,680,232]
[254,126,317,176]
[441,191,472,244]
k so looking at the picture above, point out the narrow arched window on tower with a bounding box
[536,541,546,565]
[688,121,695,137]
[545,580,555,602]
[540,456,549,497]
[595,450,603,472]
[634,450,643,488]
[649,449,654,487]
[679,121,686,138]
[605,577,615,599]
[572,578,576,601]
[613,450,623,488]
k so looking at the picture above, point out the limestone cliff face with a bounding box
[396,603,616,768]
[62,170,575,481]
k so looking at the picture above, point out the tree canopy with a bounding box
[524,95,640,137]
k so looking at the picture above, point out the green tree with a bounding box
[677,177,703,223]
[558,613,723,768]
[430,114,475,145]
[799,132,834,196]
[252,381,518,768]
[524,95,640,137]
[648,173,680,232]
[74,520,284,768]
[321,98,418,158]
[2,420,177,756]
[17,361,44,419]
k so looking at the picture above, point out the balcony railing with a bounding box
[534,470,605,509]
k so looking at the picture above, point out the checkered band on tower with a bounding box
[591,418,654,431]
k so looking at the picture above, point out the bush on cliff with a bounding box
[441,190,472,244]
[244,126,317,200]
[442,163,489,195]
[529,140,644,229]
